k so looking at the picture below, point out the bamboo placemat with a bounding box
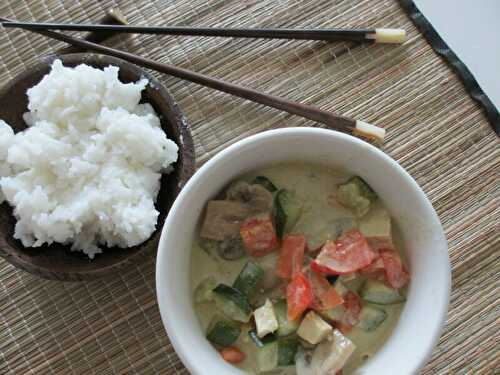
[0,0,498,374]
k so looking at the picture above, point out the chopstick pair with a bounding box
[0,20,407,44]
[0,17,392,141]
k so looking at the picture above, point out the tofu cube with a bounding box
[254,299,279,338]
[297,311,333,345]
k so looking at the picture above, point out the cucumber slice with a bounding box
[339,274,364,293]
[337,176,377,217]
[333,279,349,297]
[293,211,337,251]
[233,261,265,296]
[275,189,303,237]
[194,276,217,303]
[274,195,286,239]
[278,337,299,366]
[255,252,280,291]
[213,284,253,322]
[349,176,377,201]
[252,176,278,192]
[206,317,241,347]
[318,304,346,323]
[249,331,279,372]
[357,305,387,331]
[274,299,300,337]
[360,280,406,305]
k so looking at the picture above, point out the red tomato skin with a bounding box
[359,256,386,280]
[312,230,377,274]
[336,322,352,335]
[380,249,410,288]
[240,214,279,257]
[287,272,313,321]
[311,259,352,276]
[342,291,362,326]
[220,347,246,364]
[277,234,306,279]
[308,269,344,311]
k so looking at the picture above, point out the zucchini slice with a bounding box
[252,176,278,192]
[278,336,299,366]
[213,284,253,322]
[337,176,377,217]
[360,280,406,305]
[206,317,241,347]
[275,189,303,238]
[248,331,279,372]
[356,305,387,331]
[274,299,300,337]
[233,261,265,296]
[318,304,346,323]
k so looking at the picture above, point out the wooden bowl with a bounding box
[0,53,195,281]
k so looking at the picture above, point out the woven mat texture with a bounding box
[0,0,498,374]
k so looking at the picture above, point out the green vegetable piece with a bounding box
[278,337,299,366]
[357,305,387,331]
[360,280,406,305]
[352,176,377,201]
[213,284,253,322]
[199,238,220,255]
[318,304,346,323]
[275,189,303,238]
[249,330,277,347]
[194,276,217,303]
[275,196,287,239]
[233,261,265,296]
[337,176,377,217]
[248,329,264,347]
[249,331,279,372]
[206,318,241,347]
[274,299,300,336]
[252,176,278,192]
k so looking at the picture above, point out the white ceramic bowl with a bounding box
[156,128,451,375]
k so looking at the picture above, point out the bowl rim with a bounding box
[156,127,451,375]
[0,53,195,281]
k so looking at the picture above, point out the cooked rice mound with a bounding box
[0,60,178,258]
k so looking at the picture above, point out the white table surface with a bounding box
[414,0,500,111]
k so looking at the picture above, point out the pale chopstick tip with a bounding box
[366,28,406,44]
[354,120,386,142]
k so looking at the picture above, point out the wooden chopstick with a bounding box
[56,8,128,55]
[0,17,385,141]
[0,20,406,44]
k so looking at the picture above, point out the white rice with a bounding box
[0,60,178,258]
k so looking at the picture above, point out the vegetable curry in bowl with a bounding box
[190,163,410,374]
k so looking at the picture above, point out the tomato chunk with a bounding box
[286,272,313,321]
[342,291,362,326]
[240,214,278,257]
[359,256,385,280]
[220,346,246,364]
[308,269,344,311]
[380,249,410,288]
[335,322,352,335]
[312,230,377,275]
[277,234,306,279]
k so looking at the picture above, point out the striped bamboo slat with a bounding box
[0,0,498,374]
